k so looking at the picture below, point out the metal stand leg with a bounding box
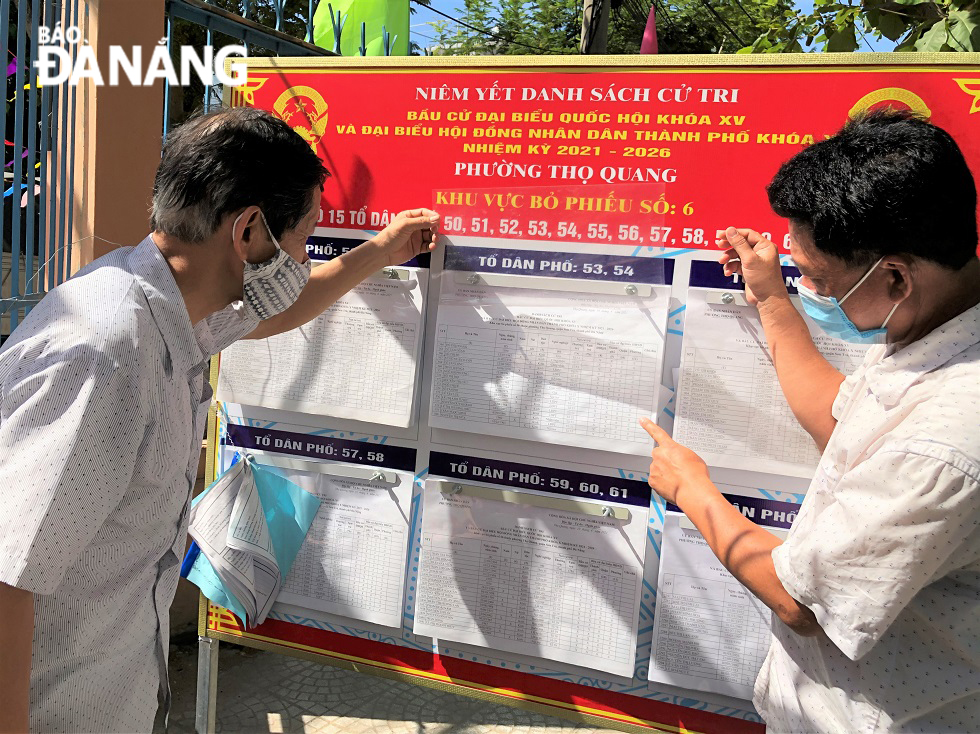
[195,636,219,734]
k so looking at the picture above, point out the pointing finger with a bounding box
[639,417,672,445]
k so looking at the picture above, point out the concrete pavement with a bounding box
[162,636,621,734]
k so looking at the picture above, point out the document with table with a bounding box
[672,271,867,477]
[186,457,320,627]
[428,272,669,454]
[217,271,424,427]
[413,479,646,678]
[269,460,414,629]
[648,491,795,699]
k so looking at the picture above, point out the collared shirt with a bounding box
[754,302,980,733]
[0,236,258,733]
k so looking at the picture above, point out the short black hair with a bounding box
[767,109,978,270]
[151,107,329,243]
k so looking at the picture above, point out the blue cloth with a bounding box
[182,456,320,627]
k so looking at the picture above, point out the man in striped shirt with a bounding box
[0,107,439,733]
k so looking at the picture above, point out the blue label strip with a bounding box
[307,235,429,268]
[667,493,799,529]
[430,451,651,508]
[445,245,673,286]
[688,260,801,293]
[225,424,417,472]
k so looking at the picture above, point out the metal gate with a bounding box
[2,0,80,340]
[1,1,333,342]
[164,0,332,134]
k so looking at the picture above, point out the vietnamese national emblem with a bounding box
[273,86,329,150]
[848,88,932,119]
[953,79,980,115]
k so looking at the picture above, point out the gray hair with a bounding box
[151,107,328,243]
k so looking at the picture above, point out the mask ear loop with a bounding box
[257,209,283,252]
[234,209,283,265]
[838,256,886,305]
[839,256,902,332]
[880,301,900,329]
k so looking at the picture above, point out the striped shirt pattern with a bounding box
[756,302,980,733]
[0,236,258,733]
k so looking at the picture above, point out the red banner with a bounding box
[231,61,980,253]
[223,58,980,733]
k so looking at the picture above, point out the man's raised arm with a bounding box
[246,210,439,341]
[718,227,843,451]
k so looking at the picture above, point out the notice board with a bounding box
[202,54,980,733]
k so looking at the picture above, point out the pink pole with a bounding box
[640,6,659,53]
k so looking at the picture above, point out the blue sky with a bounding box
[408,0,895,52]
[409,0,459,48]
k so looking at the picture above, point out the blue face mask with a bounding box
[796,257,899,345]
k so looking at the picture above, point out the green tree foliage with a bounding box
[430,0,580,54]
[432,0,799,55]
[431,0,978,53]
[614,0,796,53]
[749,0,979,52]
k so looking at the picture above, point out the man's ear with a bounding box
[231,206,262,262]
[883,254,914,303]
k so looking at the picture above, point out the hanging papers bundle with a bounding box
[183,454,321,627]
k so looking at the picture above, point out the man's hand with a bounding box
[638,417,712,506]
[371,209,441,267]
[245,208,440,340]
[716,227,787,306]
[638,421,821,636]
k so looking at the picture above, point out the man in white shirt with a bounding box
[641,109,979,732]
[0,107,439,733]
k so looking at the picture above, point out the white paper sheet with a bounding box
[428,278,669,454]
[672,290,867,477]
[188,460,281,625]
[648,490,789,700]
[413,480,646,677]
[227,476,275,561]
[276,467,413,628]
[217,272,424,427]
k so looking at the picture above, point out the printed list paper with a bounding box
[276,467,413,628]
[648,491,796,699]
[429,278,669,454]
[672,289,866,477]
[414,480,646,677]
[218,274,424,427]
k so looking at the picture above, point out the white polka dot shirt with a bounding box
[0,236,258,733]
[754,303,980,733]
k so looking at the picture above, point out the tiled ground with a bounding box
[162,637,621,734]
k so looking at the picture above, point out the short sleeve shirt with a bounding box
[0,236,258,733]
[754,303,980,733]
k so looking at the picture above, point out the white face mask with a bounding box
[236,209,312,321]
